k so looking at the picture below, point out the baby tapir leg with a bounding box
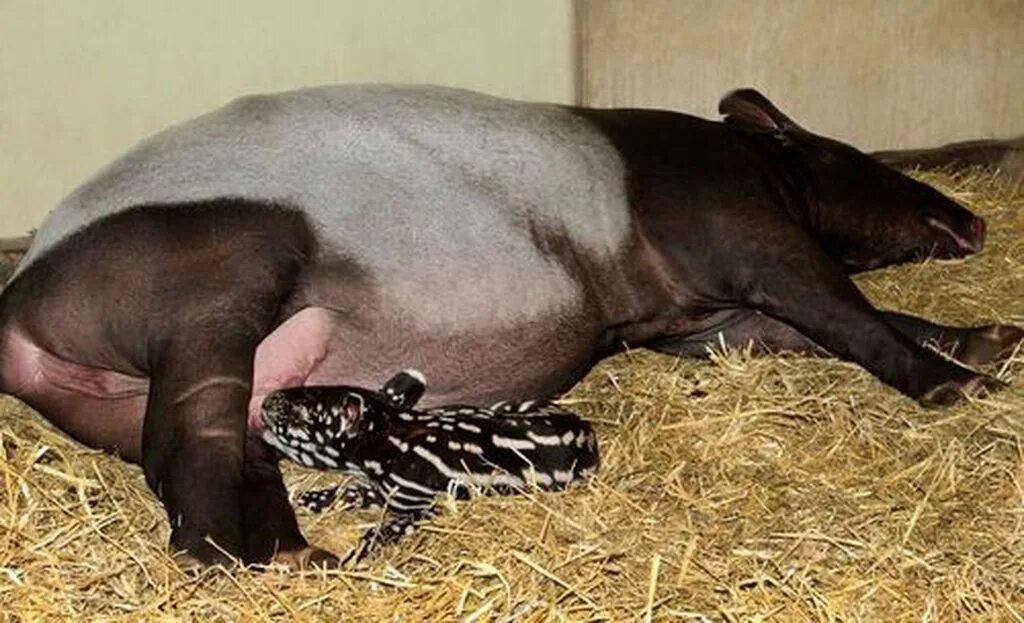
[300,482,386,513]
[348,508,436,564]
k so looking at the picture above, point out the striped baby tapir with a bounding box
[260,370,599,560]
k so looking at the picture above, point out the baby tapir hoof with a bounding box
[954,324,1024,366]
[919,374,1006,408]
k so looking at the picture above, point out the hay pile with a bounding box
[1,169,1021,621]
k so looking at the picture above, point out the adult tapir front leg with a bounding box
[677,212,1002,406]
[145,341,322,565]
[650,308,1023,368]
[241,434,339,567]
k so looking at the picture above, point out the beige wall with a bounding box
[579,0,1024,152]
[0,1,574,235]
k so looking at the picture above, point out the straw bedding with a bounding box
[1,169,1021,621]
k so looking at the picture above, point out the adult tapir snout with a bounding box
[923,202,986,255]
[908,177,989,262]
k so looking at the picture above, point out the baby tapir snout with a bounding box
[259,391,292,428]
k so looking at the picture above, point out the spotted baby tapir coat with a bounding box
[261,370,599,559]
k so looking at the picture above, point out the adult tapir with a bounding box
[1,85,1020,568]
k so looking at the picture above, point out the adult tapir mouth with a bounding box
[926,215,986,257]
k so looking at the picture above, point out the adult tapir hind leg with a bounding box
[0,200,329,566]
[143,315,313,566]
[241,432,338,567]
[651,309,1023,368]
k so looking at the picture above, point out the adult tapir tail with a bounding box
[0,231,36,398]
[0,233,33,287]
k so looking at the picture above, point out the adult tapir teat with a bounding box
[0,86,1019,568]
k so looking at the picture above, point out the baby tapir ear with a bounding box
[342,393,365,425]
[719,88,802,134]
[380,369,427,407]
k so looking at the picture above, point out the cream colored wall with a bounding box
[0,1,574,235]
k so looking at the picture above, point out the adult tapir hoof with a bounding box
[173,545,340,572]
[918,374,1007,408]
[953,324,1024,366]
[172,553,205,574]
[268,546,342,571]
[172,548,239,573]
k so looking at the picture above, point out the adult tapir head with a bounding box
[719,89,986,272]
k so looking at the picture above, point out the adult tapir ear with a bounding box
[718,88,803,133]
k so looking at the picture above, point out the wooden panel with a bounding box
[577,0,1024,150]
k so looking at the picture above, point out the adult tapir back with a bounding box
[0,85,1019,567]
[16,87,634,327]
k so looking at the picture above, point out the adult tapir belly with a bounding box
[1,86,638,455]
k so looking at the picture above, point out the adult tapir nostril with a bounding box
[971,217,986,250]
[958,216,987,254]
[925,215,986,254]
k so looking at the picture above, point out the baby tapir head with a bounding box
[260,370,427,468]
[261,385,383,468]
[720,89,986,272]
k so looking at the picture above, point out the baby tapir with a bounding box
[0,85,1021,568]
[261,370,598,561]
